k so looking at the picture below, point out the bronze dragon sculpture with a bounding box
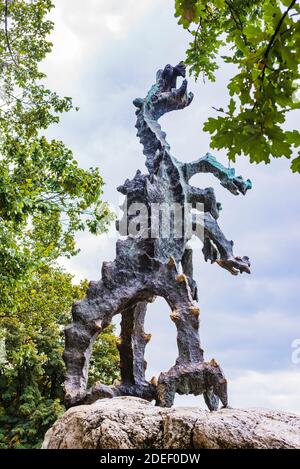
[63,62,252,410]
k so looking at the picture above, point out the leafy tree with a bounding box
[0,1,118,449]
[0,266,120,449]
[0,0,113,311]
[175,0,300,172]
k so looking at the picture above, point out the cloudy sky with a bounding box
[43,0,300,413]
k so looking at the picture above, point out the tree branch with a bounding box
[264,0,297,59]
[212,106,230,115]
[261,0,298,86]
[225,0,248,46]
[4,0,19,67]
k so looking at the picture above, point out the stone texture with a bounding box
[42,397,300,449]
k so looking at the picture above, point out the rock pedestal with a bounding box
[43,397,300,449]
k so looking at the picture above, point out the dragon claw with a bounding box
[216,256,251,275]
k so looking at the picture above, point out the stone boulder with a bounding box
[42,396,300,449]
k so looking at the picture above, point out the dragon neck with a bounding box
[135,82,173,174]
[135,114,169,174]
[135,112,184,209]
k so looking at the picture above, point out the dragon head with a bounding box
[160,62,186,91]
[133,62,194,118]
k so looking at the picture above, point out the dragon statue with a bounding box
[63,62,252,410]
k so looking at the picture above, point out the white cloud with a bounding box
[105,15,123,35]
[43,0,162,90]
[229,369,300,414]
[175,369,300,414]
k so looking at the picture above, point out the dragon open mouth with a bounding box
[162,61,187,91]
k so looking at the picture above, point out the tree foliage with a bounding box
[0,1,119,449]
[175,0,300,171]
[0,0,113,312]
[0,266,120,449]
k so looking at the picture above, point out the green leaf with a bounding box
[228,99,236,115]
[291,156,300,173]
[203,117,222,134]
[286,130,300,147]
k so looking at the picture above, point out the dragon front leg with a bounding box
[183,153,252,196]
[196,213,251,275]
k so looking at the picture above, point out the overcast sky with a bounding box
[43,0,300,413]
